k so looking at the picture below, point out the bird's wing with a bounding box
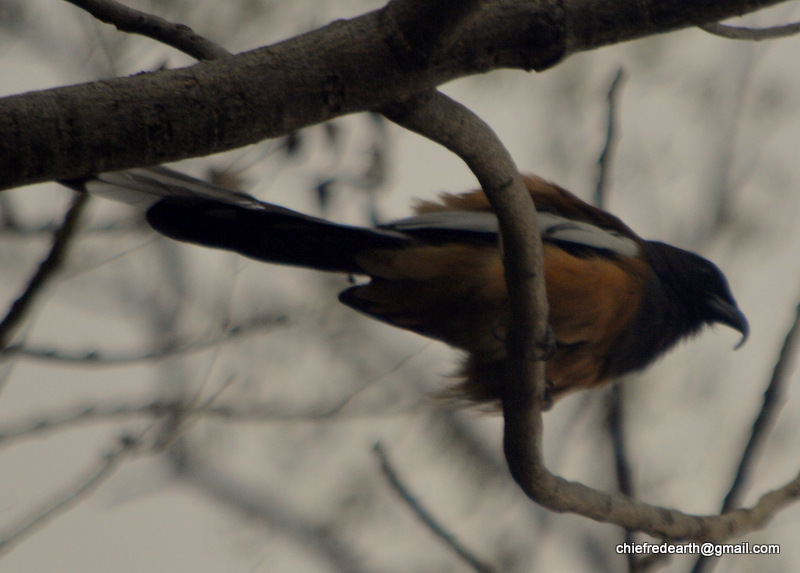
[383,210,640,257]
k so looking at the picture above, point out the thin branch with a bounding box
[0,313,287,365]
[0,390,424,447]
[0,217,144,237]
[0,435,137,556]
[700,20,800,40]
[373,442,495,573]
[607,388,637,527]
[0,401,189,557]
[63,0,231,60]
[722,302,800,511]
[691,301,800,573]
[0,401,172,445]
[172,441,369,573]
[595,67,626,208]
[0,193,88,350]
[593,66,643,571]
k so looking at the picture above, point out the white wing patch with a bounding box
[538,212,640,257]
[387,210,639,258]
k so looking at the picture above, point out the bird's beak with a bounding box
[708,295,749,349]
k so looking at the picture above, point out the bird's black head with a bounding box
[606,241,747,378]
[644,241,748,347]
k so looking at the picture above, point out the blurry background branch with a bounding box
[691,301,800,573]
[0,193,88,349]
[374,441,495,573]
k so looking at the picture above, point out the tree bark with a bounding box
[0,0,788,190]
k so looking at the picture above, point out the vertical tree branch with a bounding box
[382,89,551,448]
[595,67,626,208]
[592,65,644,571]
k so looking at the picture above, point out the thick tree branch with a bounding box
[723,302,800,513]
[64,0,231,60]
[381,0,484,64]
[0,0,790,191]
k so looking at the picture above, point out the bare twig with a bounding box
[373,442,495,573]
[0,193,88,350]
[722,302,800,511]
[700,21,800,40]
[63,0,230,60]
[607,390,637,520]
[691,301,800,573]
[0,313,287,365]
[592,66,643,571]
[595,67,626,208]
[172,442,369,573]
[0,434,138,556]
[0,217,144,237]
[0,390,423,447]
[0,401,173,445]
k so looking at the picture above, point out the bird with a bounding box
[62,167,748,408]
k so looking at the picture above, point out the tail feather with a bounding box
[61,166,261,208]
[63,167,411,273]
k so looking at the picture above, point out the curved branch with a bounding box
[382,89,550,410]
[384,89,800,542]
[700,20,800,40]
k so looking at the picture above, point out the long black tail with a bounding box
[62,167,411,273]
